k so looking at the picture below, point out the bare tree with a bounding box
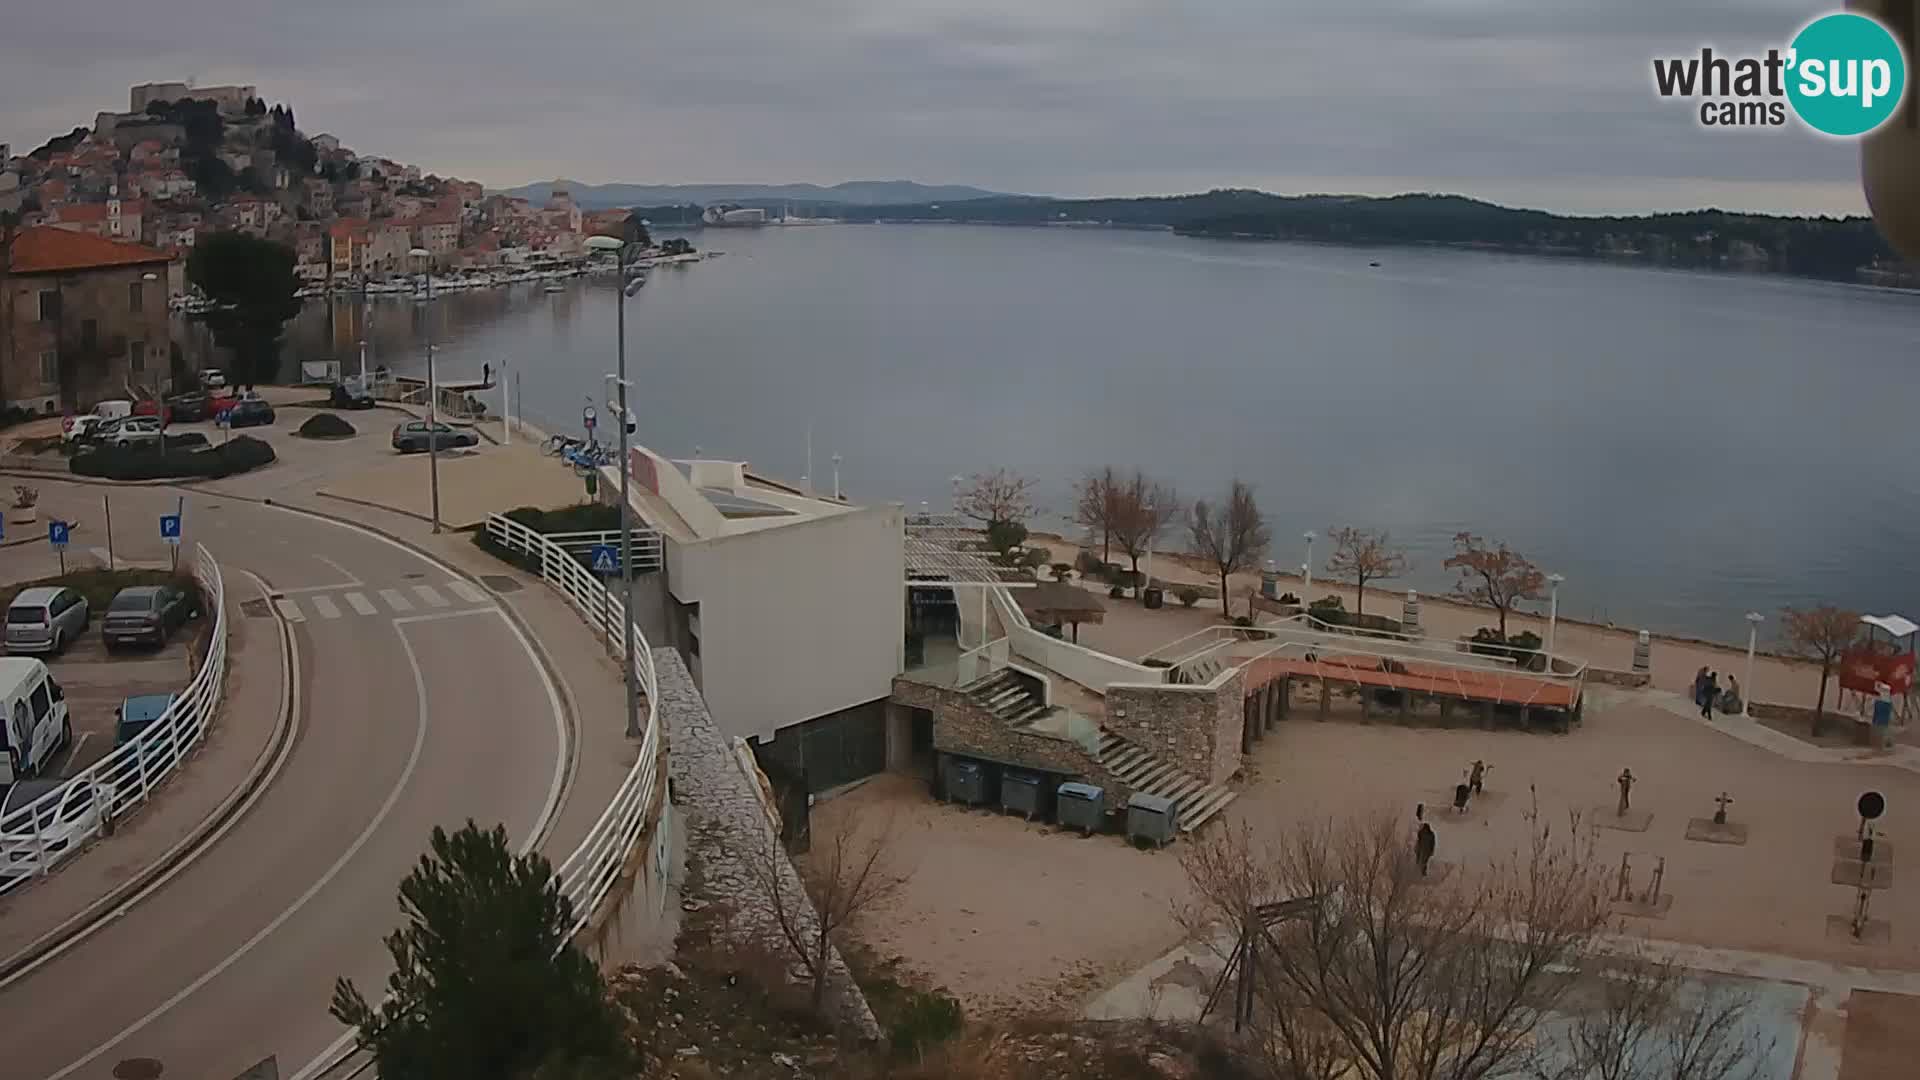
[1323,526,1409,618]
[739,813,906,1013]
[1181,805,1615,1080]
[1073,466,1121,563]
[1110,470,1180,591]
[1190,480,1271,618]
[1779,605,1861,736]
[1444,532,1547,638]
[955,468,1036,528]
[1537,950,1773,1080]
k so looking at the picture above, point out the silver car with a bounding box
[4,587,90,656]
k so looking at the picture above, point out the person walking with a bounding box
[1701,672,1719,719]
[1415,823,1437,877]
[1693,666,1710,709]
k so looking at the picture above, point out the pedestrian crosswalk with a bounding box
[270,581,495,623]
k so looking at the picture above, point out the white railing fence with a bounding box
[0,543,227,895]
[539,529,664,572]
[482,512,663,936]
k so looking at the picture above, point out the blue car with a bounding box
[115,693,177,748]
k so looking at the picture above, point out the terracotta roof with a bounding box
[6,226,172,274]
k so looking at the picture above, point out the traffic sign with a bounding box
[583,406,597,432]
[160,514,182,545]
[588,544,619,574]
[48,520,69,548]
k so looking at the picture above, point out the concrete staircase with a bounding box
[1096,731,1238,831]
[967,669,1053,728]
[1173,654,1227,685]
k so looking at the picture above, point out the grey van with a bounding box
[5,587,90,656]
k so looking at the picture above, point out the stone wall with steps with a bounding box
[1105,668,1246,786]
[892,675,1141,807]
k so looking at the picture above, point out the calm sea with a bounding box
[284,224,1920,642]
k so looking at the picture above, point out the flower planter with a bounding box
[6,507,38,527]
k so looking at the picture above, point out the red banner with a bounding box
[1839,646,1916,695]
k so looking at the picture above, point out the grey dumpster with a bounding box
[1056,781,1105,835]
[1001,770,1044,820]
[1127,792,1179,848]
[945,757,988,806]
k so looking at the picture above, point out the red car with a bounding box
[131,399,172,424]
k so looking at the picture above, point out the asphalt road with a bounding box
[0,487,569,1080]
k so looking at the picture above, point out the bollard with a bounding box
[1402,590,1421,634]
[1261,561,1279,600]
[1631,630,1651,674]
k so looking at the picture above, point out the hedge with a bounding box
[296,413,357,439]
[471,503,655,576]
[0,568,204,621]
[71,435,275,481]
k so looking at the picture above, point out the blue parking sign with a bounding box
[48,520,70,548]
[589,544,619,574]
[160,514,182,545]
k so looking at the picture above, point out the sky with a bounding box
[0,0,1880,216]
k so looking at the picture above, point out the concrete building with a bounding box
[365,220,414,276]
[606,444,905,792]
[129,82,258,115]
[410,213,460,263]
[1,227,175,413]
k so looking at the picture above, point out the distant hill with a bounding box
[496,179,1011,209]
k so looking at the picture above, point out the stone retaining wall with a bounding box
[892,676,1141,807]
[1587,667,1651,689]
[662,649,882,1040]
[1105,669,1245,785]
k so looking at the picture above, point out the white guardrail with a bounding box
[0,543,226,895]
[483,512,663,936]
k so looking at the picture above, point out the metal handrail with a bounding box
[0,544,227,895]
[481,512,662,936]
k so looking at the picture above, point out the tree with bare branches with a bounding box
[1110,470,1180,592]
[1179,804,1619,1080]
[1535,949,1774,1080]
[739,813,906,1014]
[1780,604,1861,736]
[955,468,1036,528]
[1190,480,1271,618]
[1323,526,1409,618]
[1444,532,1547,638]
[1073,466,1122,563]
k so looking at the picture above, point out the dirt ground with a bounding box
[822,691,1920,1020]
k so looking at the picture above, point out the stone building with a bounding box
[0,227,176,413]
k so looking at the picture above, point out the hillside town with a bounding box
[1,81,628,286]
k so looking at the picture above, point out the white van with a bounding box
[0,658,70,784]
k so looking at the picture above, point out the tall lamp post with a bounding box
[1545,573,1566,657]
[408,249,442,532]
[1302,531,1316,592]
[586,232,647,739]
[1743,612,1764,717]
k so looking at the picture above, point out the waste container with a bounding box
[1127,792,1179,848]
[1001,770,1044,820]
[1056,782,1105,835]
[945,757,988,806]
[1144,587,1164,609]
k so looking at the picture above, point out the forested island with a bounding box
[796,191,1901,285]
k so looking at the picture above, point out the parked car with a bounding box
[61,399,134,443]
[0,657,69,782]
[330,381,376,409]
[102,585,196,650]
[4,587,89,656]
[391,420,479,453]
[226,398,276,428]
[108,416,165,448]
[165,392,211,423]
[131,399,172,423]
[114,692,177,747]
[202,369,228,390]
[0,777,114,880]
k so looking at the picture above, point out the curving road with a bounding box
[0,490,570,1080]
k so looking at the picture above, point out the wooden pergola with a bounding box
[1017,582,1107,643]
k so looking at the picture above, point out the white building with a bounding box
[606,444,905,790]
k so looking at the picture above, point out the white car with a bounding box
[109,416,164,447]
[0,777,114,880]
[203,369,228,390]
[61,399,134,443]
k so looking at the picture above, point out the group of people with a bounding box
[1412,762,1491,876]
[1693,667,1742,719]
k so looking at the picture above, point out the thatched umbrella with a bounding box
[1018,581,1107,643]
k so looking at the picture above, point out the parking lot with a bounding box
[34,629,200,778]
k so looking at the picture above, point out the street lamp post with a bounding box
[1744,612,1764,717]
[1546,573,1566,657]
[1142,500,1155,600]
[586,233,646,739]
[408,249,441,533]
[1302,531,1316,592]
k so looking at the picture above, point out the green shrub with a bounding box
[1308,595,1347,626]
[1177,586,1201,607]
[1108,584,1126,599]
[1019,548,1049,572]
[1277,592,1301,605]
[71,435,273,481]
[1074,550,1104,578]
[0,569,204,621]
[296,412,356,439]
[888,990,964,1059]
[1050,562,1074,582]
[985,519,1027,558]
[470,503,655,576]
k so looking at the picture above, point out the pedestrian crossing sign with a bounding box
[589,544,619,574]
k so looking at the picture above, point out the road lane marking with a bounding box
[411,584,450,608]
[343,592,377,616]
[378,588,413,612]
[312,554,361,585]
[64,732,93,770]
[48,615,428,1080]
[309,595,341,620]
[273,598,305,623]
[447,580,487,604]
[277,582,361,595]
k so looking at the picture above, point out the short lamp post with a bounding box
[1546,573,1566,657]
[1744,612,1764,717]
[585,232,646,740]
[408,248,441,532]
[1302,531,1316,592]
[1142,501,1155,599]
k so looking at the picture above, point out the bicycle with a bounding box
[543,434,589,457]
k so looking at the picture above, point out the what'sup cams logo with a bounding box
[1653,11,1908,136]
